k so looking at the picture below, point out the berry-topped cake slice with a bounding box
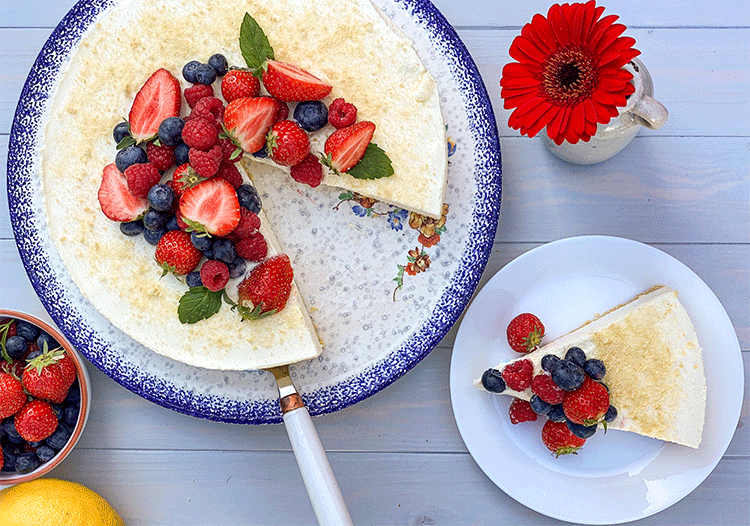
[477,286,707,453]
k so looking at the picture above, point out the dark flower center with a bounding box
[542,46,597,105]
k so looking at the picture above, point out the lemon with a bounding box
[0,478,124,526]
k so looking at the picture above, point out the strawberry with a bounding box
[506,313,545,353]
[188,144,223,179]
[129,68,181,143]
[562,376,610,426]
[154,230,202,276]
[22,347,76,404]
[223,96,283,154]
[508,398,537,424]
[98,164,148,222]
[290,153,324,188]
[14,399,58,442]
[266,120,310,166]
[237,254,294,317]
[221,69,261,102]
[124,162,161,198]
[262,60,332,102]
[328,97,357,128]
[179,178,240,237]
[322,121,376,174]
[0,373,27,418]
[200,260,230,292]
[501,358,533,391]
[172,163,207,197]
[541,420,586,457]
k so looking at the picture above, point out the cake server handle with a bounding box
[269,366,354,526]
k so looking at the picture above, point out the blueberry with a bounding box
[190,231,213,252]
[35,444,56,463]
[46,423,73,451]
[113,122,131,144]
[480,368,506,393]
[546,404,566,422]
[566,420,597,439]
[147,184,175,212]
[165,215,181,231]
[174,142,190,166]
[202,245,215,260]
[583,358,606,381]
[115,145,148,173]
[3,420,23,444]
[15,452,41,474]
[15,320,40,341]
[182,60,201,83]
[195,63,217,85]
[541,354,560,373]
[604,405,618,423]
[5,335,28,359]
[208,53,228,76]
[228,256,247,279]
[293,101,329,132]
[51,404,64,421]
[251,145,268,158]
[25,349,43,362]
[63,404,79,426]
[213,238,236,264]
[120,219,145,236]
[529,395,551,415]
[143,209,171,231]
[64,382,81,405]
[1,443,19,472]
[158,117,185,147]
[36,332,58,351]
[565,347,587,367]
[550,359,586,391]
[236,184,262,214]
[186,271,203,288]
[143,226,166,245]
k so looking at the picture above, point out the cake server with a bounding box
[267,365,354,526]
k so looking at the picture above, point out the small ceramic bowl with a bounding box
[0,310,91,486]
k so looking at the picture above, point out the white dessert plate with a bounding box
[450,235,743,525]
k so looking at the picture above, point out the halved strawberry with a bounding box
[97,164,148,222]
[262,60,332,102]
[129,69,182,143]
[237,254,294,317]
[322,121,376,174]
[223,96,283,154]
[179,178,240,237]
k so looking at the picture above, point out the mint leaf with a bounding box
[178,286,223,324]
[347,143,394,180]
[239,13,274,77]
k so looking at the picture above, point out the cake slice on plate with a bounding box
[477,286,707,448]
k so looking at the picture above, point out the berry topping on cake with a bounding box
[179,177,240,237]
[98,164,149,222]
[235,232,268,262]
[290,153,324,188]
[200,260,230,292]
[157,116,185,146]
[323,120,376,174]
[221,69,261,102]
[583,358,606,380]
[115,144,148,173]
[480,368,506,393]
[508,398,537,424]
[531,373,566,405]
[216,161,244,189]
[124,162,161,198]
[172,163,206,197]
[563,376,610,426]
[184,83,214,109]
[506,313,545,353]
[237,254,294,317]
[155,230,203,276]
[262,60,332,102]
[223,96,283,154]
[182,117,220,151]
[146,142,176,172]
[293,101,329,132]
[565,346,587,367]
[550,357,586,391]
[266,120,310,166]
[328,97,358,128]
[188,144,223,178]
[501,358,533,391]
[128,68,181,143]
[542,420,586,457]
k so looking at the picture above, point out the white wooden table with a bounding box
[1,0,748,524]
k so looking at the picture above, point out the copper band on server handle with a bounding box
[280,393,305,413]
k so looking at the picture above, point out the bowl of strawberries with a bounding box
[0,310,91,485]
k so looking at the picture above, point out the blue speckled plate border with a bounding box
[7,0,502,424]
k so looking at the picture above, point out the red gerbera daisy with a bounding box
[500,1,640,145]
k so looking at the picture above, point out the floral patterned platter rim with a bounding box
[7,0,502,424]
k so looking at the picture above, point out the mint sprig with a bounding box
[346,143,394,180]
[239,13,274,78]
[178,286,223,324]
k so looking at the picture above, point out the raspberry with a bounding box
[200,260,230,292]
[219,137,243,163]
[215,161,243,189]
[227,208,260,242]
[290,153,323,188]
[235,231,268,262]
[184,83,214,109]
[182,117,219,151]
[124,162,161,198]
[328,97,357,128]
[191,96,224,121]
[146,141,175,171]
[276,102,289,122]
[501,359,533,391]
[508,398,537,425]
[531,374,566,405]
[189,144,222,178]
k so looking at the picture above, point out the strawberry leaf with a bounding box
[178,286,223,324]
[346,143,394,180]
[239,13,274,78]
